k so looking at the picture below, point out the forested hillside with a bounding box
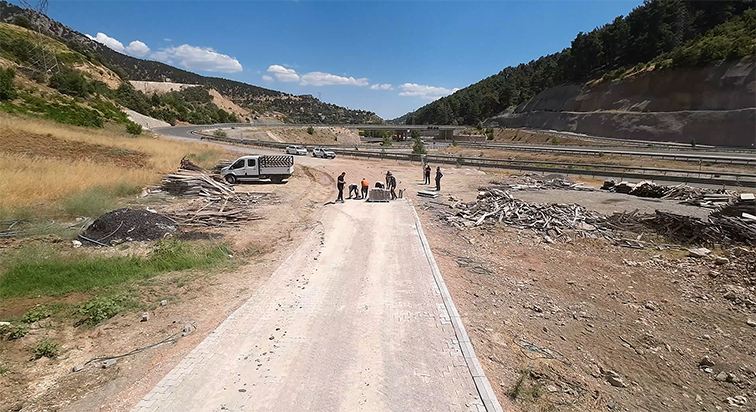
[0,0,380,124]
[395,0,755,125]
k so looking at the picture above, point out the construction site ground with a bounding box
[1,144,754,412]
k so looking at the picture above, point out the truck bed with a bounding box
[260,155,294,168]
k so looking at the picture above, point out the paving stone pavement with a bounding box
[131,200,493,412]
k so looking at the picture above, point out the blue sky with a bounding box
[40,1,642,119]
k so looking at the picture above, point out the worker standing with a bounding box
[336,172,346,202]
[385,171,392,187]
[360,178,369,199]
[388,174,397,200]
[424,164,431,185]
[435,167,443,191]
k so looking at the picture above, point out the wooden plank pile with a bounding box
[166,196,262,228]
[162,172,235,197]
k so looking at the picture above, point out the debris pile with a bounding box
[162,173,235,197]
[82,209,178,245]
[164,193,273,228]
[601,180,738,207]
[497,174,594,192]
[446,188,606,241]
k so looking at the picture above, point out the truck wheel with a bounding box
[225,174,237,184]
[271,176,285,184]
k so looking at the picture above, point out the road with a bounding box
[131,200,502,412]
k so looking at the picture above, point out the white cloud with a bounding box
[125,40,150,57]
[267,65,300,82]
[299,72,368,86]
[262,75,274,82]
[398,83,458,100]
[370,83,393,90]
[152,45,243,73]
[86,32,125,53]
[265,64,368,87]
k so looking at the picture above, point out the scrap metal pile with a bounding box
[437,187,756,247]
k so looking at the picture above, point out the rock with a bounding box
[696,394,703,403]
[703,367,713,374]
[747,319,756,328]
[160,300,168,307]
[727,396,747,406]
[72,240,82,248]
[715,371,728,381]
[700,356,716,367]
[72,364,84,373]
[645,301,656,311]
[715,257,730,265]
[102,359,117,369]
[605,370,627,388]
[0,321,11,327]
[182,324,195,335]
[726,373,739,383]
[141,312,149,322]
[545,384,559,393]
[269,335,275,340]
[688,247,711,258]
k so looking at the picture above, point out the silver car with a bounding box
[312,147,336,159]
[285,145,308,156]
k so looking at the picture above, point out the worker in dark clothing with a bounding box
[361,178,369,199]
[348,183,359,199]
[336,172,346,202]
[375,181,385,189]
[385,171,392,187]
[435,167,443,191]
[388,174,397,200]
[424,164,431,185]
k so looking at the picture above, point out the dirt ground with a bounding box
[221,126,361,146]
[1,150,754,412]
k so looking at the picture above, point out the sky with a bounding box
[38,0,643,119]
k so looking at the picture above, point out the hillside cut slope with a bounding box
[486,60,755,147]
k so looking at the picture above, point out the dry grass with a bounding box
[0,115,229,218]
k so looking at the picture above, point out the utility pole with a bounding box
[19,0,60,76]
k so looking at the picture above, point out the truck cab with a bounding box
[221,155,294,184]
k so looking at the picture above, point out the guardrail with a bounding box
[197,134,756,188]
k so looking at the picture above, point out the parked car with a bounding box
[285,145,308,156]
[312,147,336,159]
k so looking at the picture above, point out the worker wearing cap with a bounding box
[360,178,369,199]
[435,167,443,191]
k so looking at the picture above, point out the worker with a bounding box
[388,173,397,200]
[435,166,443,191]
[336,172,346,202]
[424,164,431,185]
[385,170,392,186]
[360,178,369,199]
[348,183,359,199]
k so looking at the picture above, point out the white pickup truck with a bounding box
[221,155,294,184]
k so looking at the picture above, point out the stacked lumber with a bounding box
[162,172,235,197]
[179,157,206,172]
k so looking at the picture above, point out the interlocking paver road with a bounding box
[132,200,486,412]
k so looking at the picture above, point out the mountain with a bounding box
[392,0,755,133]
[0,0,381,124]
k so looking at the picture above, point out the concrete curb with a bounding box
[409,201,504,412]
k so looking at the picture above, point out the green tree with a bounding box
[381,135,392,146]
[410,130,421,139]
[12,15,32,30]
[49,69,92,98]
[0,68,17,101]
[126,121,142,135]
[307,126,315,135]
[412,135,426,154]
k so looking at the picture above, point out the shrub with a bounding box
[8,326,29,340]
[306,126,315,135]
[21,305,53,324]
[49,69,92,98]
[77,296,122,326]
[213,129,227,137]
[33,338,59,359]
[126,121,142,135]
[11,15,32,30]
[0,67,16,101]
[381,135,392,146]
